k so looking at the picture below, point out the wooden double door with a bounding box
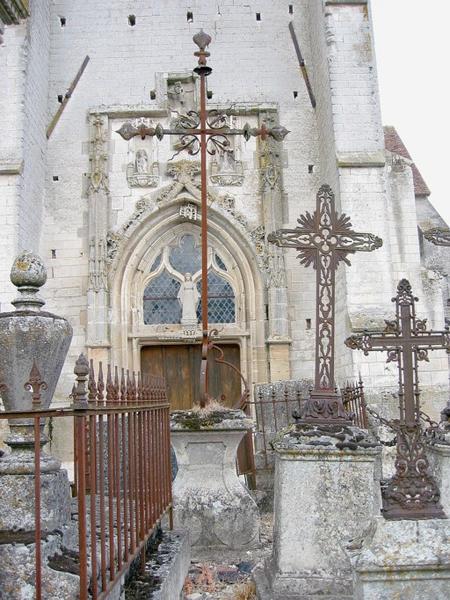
[141,343,242,410]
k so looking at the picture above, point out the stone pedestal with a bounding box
[171,408,260,555]
[349,517,450,599]
[428,441,450,517]
[255,425,382,600]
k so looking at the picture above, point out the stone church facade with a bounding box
[1,1,449,456]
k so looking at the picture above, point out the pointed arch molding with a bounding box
[85,105,289,379]
[106,160,275,284]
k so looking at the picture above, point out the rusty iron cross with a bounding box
[268,184,382,424]
[345,279,450,426]
[116,31,288,407]
[345,279,450,519]
[424,227,450,247]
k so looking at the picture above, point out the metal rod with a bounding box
[199,69,209,408]
[34,414,42,600]
[76,413,88,600]
[89,411,98,598]
[46,56,90,138]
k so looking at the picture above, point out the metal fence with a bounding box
[0,355,172,600]
[249,379,368,469]
[341,377,368,429]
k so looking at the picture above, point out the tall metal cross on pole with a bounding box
[268,184,382,424]
[117,31,289,407]
[346,279,450,519]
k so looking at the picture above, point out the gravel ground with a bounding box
[182,512,273,600]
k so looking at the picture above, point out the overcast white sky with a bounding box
[371,1,450,225]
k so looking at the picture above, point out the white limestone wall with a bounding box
[39,0,320,388]
[0,0,51,310]
[20,1,51,258]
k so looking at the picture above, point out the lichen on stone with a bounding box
[170,406,253,431]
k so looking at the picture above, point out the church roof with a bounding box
[384,126,431,196]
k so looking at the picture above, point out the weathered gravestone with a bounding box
[346,279,450,599]
[255,185,383,599]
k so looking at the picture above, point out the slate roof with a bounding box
[384,126,431,196]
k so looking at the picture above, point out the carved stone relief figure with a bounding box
[136,149,148,173]
[210,148,244,186]
[167,75,196,112]
[127,148,160,188]
[177,272,199,326]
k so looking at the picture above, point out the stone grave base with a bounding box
[0,468,71,532]
[171,408,260,556]
[0,531,80,599]
[349,517,450,599]
[428,439,450,516]
[255,424,381,599]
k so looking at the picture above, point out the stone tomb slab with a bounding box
[349,517,450,599]
[255,426,382,599]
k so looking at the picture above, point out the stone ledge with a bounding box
[145,530,190,600]
[348,517,450,599]
[0,158,23,175]
[325,0,368,5]
[336,151,385,168]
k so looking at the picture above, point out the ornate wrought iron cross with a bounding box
[268,184,382,424]
[346,279,450,519]
[424,227,450,247]
[116,31,288,407]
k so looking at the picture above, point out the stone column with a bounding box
[171,408,260,558]
[255,426,382,599]
[259,110,291,381]
[86,112,111,356]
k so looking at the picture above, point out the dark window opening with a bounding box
[256,13,261,21]
[289,5,294,15]
[60,17,66,27]
[187,11,194,23]
[51,249,56,259]
[57,94,63,103]
[128,15,136,26]
[293,90,298,99]
[308,164,314,173]
[306,318,312,330]
[53,175,59,181]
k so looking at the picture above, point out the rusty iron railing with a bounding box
[341,377,368,430]
[0,355,172,600]
[249,379,368,469]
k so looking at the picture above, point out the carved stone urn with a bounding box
[0,251,73,474]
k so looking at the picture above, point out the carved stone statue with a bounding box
[177,273,199,326]
[126,147,159,188]
[210,148,244,186]
[135,149,149,173]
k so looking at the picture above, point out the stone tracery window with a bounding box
[196,271,235,323]
[143,270,181,324]
[143,233,236,325]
